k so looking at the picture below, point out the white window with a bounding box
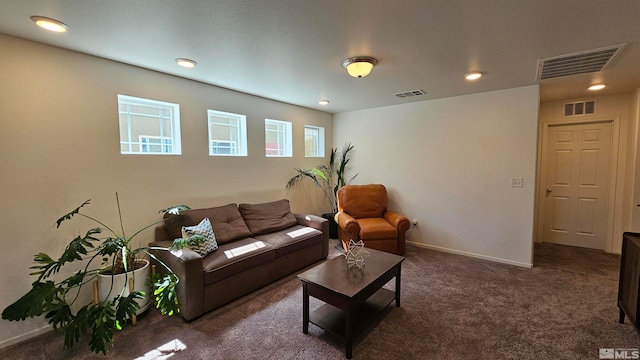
[207,110,248,156]
[265,119,292,157]
[118,95,181,155]
[304,125,325,157]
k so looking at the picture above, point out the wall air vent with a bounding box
[564,100,595,117]
[395,89,426,98]
[537,43,626,81]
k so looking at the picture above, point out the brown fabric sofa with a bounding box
[150,199,328,321]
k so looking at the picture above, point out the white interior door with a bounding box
[541,121,612,249]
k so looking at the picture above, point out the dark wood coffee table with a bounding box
[297,248,405,359]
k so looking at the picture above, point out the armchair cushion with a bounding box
[357,218,398,240]
[338,184,388,218]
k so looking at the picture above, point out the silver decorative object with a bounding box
[343,239,368,269]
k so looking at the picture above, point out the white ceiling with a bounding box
[1,0,639,114]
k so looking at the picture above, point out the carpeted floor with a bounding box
[1,240,639,359]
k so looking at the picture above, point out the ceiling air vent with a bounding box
[395,89,426,98]
[537,43,626,81]
[564,100,595,117]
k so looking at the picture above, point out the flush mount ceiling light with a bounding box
[318,100,330,105]
[342,56,377,78]
[31,16,68,33]
[588,84,606,91]
[464,72,483,80]
[175,58,197,68]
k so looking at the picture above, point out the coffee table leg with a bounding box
[302,283,309,334]
[395,265,402,307]
[345,305,354,359]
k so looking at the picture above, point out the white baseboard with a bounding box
[406,241,533,268]
[0,326,51,350]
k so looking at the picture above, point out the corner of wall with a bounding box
[627,87,640,234]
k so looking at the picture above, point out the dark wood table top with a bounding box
[297,248,405,298]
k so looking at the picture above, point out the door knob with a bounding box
[546,188,552,193]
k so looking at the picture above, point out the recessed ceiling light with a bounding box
[588,84,606,91]
[464,72,483,80]
[175,58,197,68]
[31,16,68,33]
[318,100,330,105]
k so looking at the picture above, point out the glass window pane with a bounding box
[208,110,247,156]
[304,125,324,157]
[118,95,181,155]
[265,119,292,157]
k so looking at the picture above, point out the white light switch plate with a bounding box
[511,177,524,188]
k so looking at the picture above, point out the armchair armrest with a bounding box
[336,211,361,241]
[148,240,204,322]
[383,210,411,233]
[294,213,329,258]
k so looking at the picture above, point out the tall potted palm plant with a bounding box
[286,142,357,238]
[1,194,205,355]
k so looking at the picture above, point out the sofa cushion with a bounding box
[255,224,323,258]
[181,217,218,256]
[238,199,297,236]
[202,238,276,285]
[164,203,251,245]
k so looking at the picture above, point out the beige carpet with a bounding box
[1,240,639,359]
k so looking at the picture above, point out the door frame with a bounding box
[535,117,620,253]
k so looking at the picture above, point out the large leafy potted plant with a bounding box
[286,142,358,238]
[1,194,204,355]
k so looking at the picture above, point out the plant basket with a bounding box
[97,259,151,315]
[322,212,338,239]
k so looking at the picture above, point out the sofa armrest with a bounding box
[149,240,204,322]
[336,211,361,241]
[294,213,329,258]
[154,225,172,243]
[383,211,411,233]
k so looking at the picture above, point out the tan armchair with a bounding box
[335,184,410,255]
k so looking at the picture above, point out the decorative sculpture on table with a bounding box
[343,239,368,269]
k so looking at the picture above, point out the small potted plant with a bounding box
[286,142,358,238]
[1,194,205,354]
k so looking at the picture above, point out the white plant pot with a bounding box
[97,259,151,315]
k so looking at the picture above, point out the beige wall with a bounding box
[0,34,332,347]
[334,85,540,268]
[538,93,635,253]
[5,30,636,350]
